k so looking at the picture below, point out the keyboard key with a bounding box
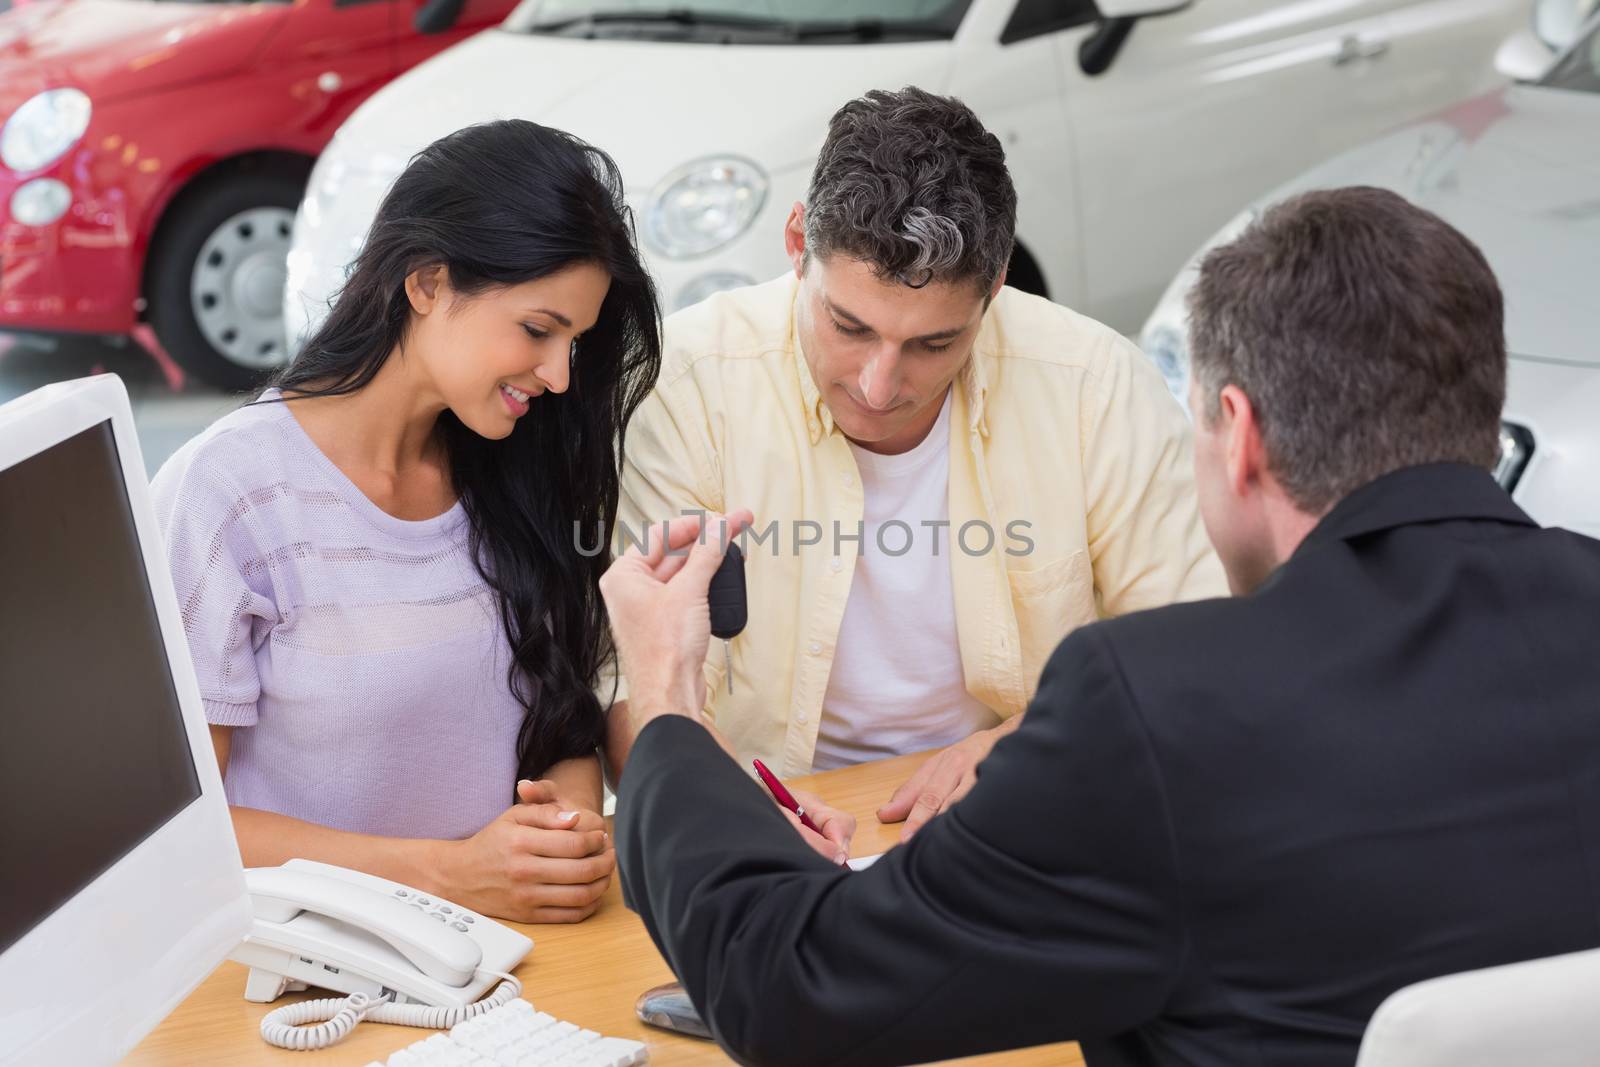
[589,1038,650,1067]
[382,1000,649,1067]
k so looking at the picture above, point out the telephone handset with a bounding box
[229,859,533,1050]
[245,865,483,988]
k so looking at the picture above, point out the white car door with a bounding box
[945,0,1089,310]
[1372,0,1529,113]
[1048,0,1510,332]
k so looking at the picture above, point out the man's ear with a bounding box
[784,203,807,278]
[405,264,448,316]
[1220,384,1266,499]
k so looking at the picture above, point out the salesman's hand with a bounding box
[786,787,856,865]
[877,718,1018,841]
[598,510,753,737]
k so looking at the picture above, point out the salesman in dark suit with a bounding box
[597,187,1600,1067]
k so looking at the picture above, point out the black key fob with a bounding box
[635,981,712,1040]
[708,541,746,641]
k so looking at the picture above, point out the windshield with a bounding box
[505,0,972,41]
[1541,16,1600,92]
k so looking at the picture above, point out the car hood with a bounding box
[1263,85,1600,367]
[0,0,285,108]
[332,28,955,192]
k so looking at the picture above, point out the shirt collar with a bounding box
[791,289,994,446]
[1295,462,1536,557]
[791,301,833,443]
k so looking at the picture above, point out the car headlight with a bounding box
[10,178,71,226]
[644,156,767,260]
[675,270,756,311]
[1,88,92,173]
[1142,324,1191,407]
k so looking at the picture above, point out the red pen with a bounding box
[752,758,823,835]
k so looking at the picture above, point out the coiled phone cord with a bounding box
[259,969,523,1051]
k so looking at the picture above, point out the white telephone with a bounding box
[229,859,533,1050]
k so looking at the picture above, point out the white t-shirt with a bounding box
[812,392,1001,771]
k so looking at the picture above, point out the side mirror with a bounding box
[1533,0,1597,51]
[1079,0,1193,77]
[1496,26,1557,81]
[1095,0,1188,15]
[414,0,467,34]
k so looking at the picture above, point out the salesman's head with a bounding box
[1186,186,1507,595]
[784,86,1016,454]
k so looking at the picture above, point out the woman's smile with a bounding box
[500,382,532,416]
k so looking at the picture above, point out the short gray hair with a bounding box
[803,87,1016,292]
[1188,187,1506,514]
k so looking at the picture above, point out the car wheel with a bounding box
[146,168,304,392]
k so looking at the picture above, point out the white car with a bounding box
[1140,2,1600,536]
[284,0,1529,352]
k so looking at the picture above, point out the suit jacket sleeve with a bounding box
[615,626,1186,1066]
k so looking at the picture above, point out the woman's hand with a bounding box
[517,777,606,834]
[433,781,614,924]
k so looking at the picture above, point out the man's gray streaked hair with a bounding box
[803,87,1017,292]
[1188,187,1506,514]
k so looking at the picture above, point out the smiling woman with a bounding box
[147,120,662,925]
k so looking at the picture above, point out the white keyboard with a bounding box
[365,1000,648,1067]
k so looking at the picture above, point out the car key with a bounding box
[707,541,746,694]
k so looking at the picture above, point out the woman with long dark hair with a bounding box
[151,120,659,922]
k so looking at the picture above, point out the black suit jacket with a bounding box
[616,464,1600,1067]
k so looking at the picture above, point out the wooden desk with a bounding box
[125,751,1082,1066]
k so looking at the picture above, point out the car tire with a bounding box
[145,166,306,392]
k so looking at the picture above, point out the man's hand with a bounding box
[876,719,1018,841]
[598,510,753,738]
[784,788,856,865]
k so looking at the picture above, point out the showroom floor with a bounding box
[0,332,243,477]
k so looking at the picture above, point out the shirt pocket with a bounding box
[1005,550,1096,697]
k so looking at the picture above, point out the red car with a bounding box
[0,0,515,389]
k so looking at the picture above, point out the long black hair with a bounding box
[274,120,660,781]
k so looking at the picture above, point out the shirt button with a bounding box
[844,475,855,488]
[829,558,843,573]
[796,712,809,725]
[808,642,821,655]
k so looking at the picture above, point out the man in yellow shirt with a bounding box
[602,87,1223,843]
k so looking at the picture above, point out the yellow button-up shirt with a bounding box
[607,274,1225,775]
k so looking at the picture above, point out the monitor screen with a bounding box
[0,420,201,954]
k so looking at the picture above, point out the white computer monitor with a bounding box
[0,375,250,1065]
